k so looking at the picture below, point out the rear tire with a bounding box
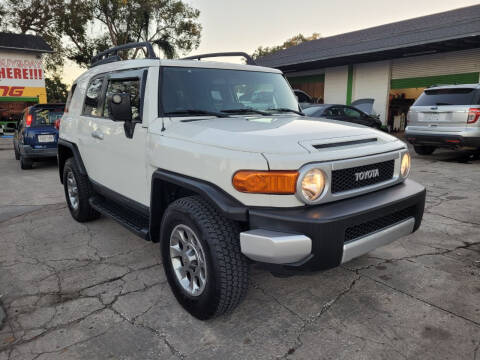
[20,155,33,169]
[14,145,20,160]
[63,158,100,222]
[414,145,436,155]
[160,196,249,320]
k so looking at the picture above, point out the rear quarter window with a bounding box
[83,77,105,116]
[413,88,477,106]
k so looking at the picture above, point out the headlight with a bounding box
[300,168,326,201]
[401,153,411,177]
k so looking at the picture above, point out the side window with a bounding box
[82,77,104,116]
[103,78,141,121]
[343,107,362,118]
[325,107,344,117]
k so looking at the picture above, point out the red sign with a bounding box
[0,86,25,96]
[0,67,43,80]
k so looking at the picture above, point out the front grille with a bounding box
[345,206,415,243]
[331,160,394,193]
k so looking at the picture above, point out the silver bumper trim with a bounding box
[341,217,415,264]
[240,229,312,264]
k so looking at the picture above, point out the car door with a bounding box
[88,69,149,205]
[76,74,108,186]
[342,106,371,127]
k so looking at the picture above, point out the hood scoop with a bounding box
[313,137,377,150]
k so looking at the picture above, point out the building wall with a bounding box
[324,66,349,104]
[352,61,391,124]
[392,48,480,79]
[0,50,47,103]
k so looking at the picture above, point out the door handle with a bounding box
[91,130,104,140]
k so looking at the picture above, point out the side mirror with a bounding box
[108,93,132,122]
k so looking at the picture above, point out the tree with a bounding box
[2,0,66,71]
[45,74,68,103]
[253,33,321,59]
[1,0,202,69]
[61,0,202,67]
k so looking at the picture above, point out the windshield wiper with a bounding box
[266,108,305,116]
[221,108,270,116]
[165,109,230,119]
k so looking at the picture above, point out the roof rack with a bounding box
[182,52,257,65]
[90,42,158,67]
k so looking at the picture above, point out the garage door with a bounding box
[391,48,480,89]
[287,74,325,101]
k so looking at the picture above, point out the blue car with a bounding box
[13,104,65,169]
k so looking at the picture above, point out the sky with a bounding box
[62,0,480,85]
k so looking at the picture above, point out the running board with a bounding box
[89,197,149,240]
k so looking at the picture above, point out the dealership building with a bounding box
[0,33,52,128]
[258,4,480,131]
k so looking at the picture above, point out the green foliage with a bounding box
[253,33,321,59]
[1,0,202,69]
[61,0,202,67]
[3,0,66,71]
[45,74,68,103]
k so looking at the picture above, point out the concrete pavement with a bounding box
[0,141,479,360]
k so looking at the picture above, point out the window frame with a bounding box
[81,69,147,121]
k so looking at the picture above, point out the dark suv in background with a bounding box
[13,104,65,169]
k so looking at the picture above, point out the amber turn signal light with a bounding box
[232,170,299,194]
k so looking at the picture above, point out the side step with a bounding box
[89,197,150,240]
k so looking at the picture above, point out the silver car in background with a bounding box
[405,84,480,155]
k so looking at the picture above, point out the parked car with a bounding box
[406,84,480,155]
[58,43,425,320]
[13,103,65,169]
[303,104,382,129]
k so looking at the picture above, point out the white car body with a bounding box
[58,53,426,318]
[61,59,408,207]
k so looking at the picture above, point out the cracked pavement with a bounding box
[0,141,479,360]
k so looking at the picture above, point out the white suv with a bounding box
[58,43,426,319]
[406,84,480,154]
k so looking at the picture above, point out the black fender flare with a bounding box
[57,139,87,183]
[149,169,248,242]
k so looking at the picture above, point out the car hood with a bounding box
[161,115,397,155]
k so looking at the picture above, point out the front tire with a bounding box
[62,158,99,222]
[160,196,249,320]
[414,145,436,155]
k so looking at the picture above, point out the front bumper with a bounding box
[405,132,480,148]
[240,179,425,271]
[20,144,58,159]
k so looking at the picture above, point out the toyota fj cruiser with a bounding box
[58,43,426,319]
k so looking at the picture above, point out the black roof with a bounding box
[0,32,53,53]
[257,5,480,72]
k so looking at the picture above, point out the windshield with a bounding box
[413,88,479,106]
[32,108,64,127]
[161,67,298,116]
